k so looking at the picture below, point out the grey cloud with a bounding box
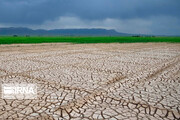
[0,0,180,35]
[0,0,180,24]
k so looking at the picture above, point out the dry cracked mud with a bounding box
[0,43,180,120]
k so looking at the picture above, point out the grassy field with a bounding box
[0,36,180,44]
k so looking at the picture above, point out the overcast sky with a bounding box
[0,0,180,35]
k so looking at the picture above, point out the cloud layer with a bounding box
[0,0,180,35]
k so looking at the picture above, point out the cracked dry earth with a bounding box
[0,43,180,120]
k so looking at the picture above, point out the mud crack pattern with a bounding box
[0,43,180,120]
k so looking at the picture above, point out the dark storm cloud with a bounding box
[0,0,180,24]
[0,0,180,35]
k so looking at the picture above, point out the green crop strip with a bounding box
[0,36,180,44]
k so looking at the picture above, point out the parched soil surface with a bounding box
[0,43,180,120]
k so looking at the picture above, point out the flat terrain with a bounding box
[0,43,180,119]
[0,36,180,44]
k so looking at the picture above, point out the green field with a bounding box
[0,36,180,44]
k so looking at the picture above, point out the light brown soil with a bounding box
[0,43,180,119]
